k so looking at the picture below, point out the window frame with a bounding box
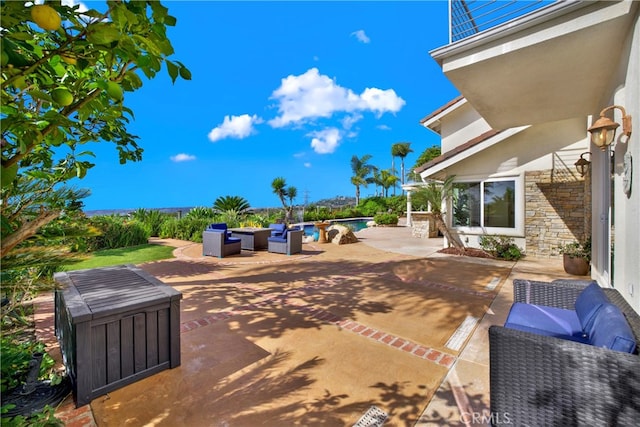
[449,175,524,236]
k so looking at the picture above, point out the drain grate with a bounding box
[353,405,388,427]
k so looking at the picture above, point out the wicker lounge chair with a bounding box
[202,223,241,258]
[489,279,640,426]
[267,227,303,255]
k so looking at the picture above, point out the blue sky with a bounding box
[77,1,460,211]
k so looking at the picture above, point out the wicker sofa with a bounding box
[489,279,640,426]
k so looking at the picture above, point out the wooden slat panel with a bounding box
[120,316,134,378]
[91,324,107,389]
[106,322,121,384]
[146,311,159,367]
[157,309,169,364]
[133,313,146,373]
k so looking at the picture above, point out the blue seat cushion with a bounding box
[505,302,588,343]
[207,223,227,232]
[225,237,241,244]
[269,224,286,237]
[587,303,637,353]
[574,282,610,331]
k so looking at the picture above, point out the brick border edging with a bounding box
[180,283,456,369]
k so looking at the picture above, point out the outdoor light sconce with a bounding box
[587,105,632,150]
[574,152,592,177]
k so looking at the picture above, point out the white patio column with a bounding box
[406,190,412,227]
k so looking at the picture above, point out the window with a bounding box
[453,179,517,230]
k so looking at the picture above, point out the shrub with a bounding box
[373,213,398,226]
[359,197,388,216]
[558,237,591,262]
[86,215,149,251]
[159,217,211,242]
[185,206,215,220]
[0,337,60,393]
[479,235,524,261]
[130,208,171,237]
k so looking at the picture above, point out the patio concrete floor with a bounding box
[36,224,589,426]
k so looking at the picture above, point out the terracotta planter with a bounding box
[563,254,590,276]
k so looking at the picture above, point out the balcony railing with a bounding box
[450,0,555,43]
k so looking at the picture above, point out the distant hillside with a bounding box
[83,197,356,217]
[311,196,356,208]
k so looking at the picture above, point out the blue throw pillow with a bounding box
[588,303,636,353]
[574,282,610,332]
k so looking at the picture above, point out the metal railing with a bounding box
[450,0,554,43]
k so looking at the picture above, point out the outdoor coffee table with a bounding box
[229,227,272,251]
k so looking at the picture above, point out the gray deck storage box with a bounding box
[54,264,182,407]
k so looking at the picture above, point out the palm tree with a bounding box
[391,142,413,193]
[371,169,383,197]
[379,169,398,197]
[271,177,297,224]
[213,195,251,214]
[350,154,375,205]
[413,175,466,253]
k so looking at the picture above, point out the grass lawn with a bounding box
[62,244,176,270]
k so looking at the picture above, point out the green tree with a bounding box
[1,1,190,258]
[391,142,413,191]
[271,177,297,224]
[213,195,251,214]
[409,145,441,182]
[350,154,375,206]
[413,176,465,253]
[379,169,398,198]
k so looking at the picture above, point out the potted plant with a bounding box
[559,237,591,275]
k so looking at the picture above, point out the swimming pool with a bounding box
[299,218,373,236]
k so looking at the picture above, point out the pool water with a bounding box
[301,218,372,236]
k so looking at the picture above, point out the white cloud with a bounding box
[207,114,263,142]
[304,162,312,168]
[377,124,391,131]
[309,128,341,154]
[341,113,362,130]
[359,87,405,117]
[268,68,405,128]
[351,30,370,44]
[62,0,88,13]
[171,153,196,162]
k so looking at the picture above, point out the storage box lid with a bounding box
[54,264,181,321]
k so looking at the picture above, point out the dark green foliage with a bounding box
[0,338,58,393]
[385,195,407,213]
[1,404,62,427]
[373,213,399,225]
[479,235,524,261]
[358,197,388,216]
[213,196,251,213]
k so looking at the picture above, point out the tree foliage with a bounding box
[412,175,465,252]
[350,154,375,206]
[391,141,413,187]
[271,177,297,224]
[1,1,190,258]
[213,195,251,214]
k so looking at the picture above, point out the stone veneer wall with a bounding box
[525,169,591,258]
[411,212,439,238]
